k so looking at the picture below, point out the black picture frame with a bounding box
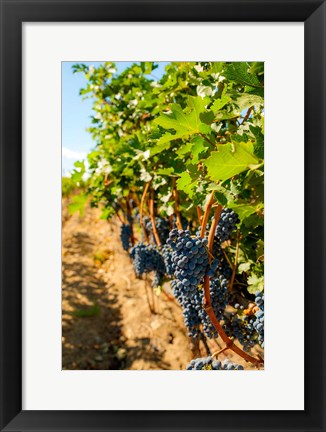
[0,1,325,431]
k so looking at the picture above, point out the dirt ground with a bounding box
[62,200,262,370]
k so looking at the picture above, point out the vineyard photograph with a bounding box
[62,61,264,371]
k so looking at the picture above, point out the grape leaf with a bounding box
[176,172,196,197]
[154,96,210,139]
[235,93,263,111]
[204,142,259,181]
[247,274,264,294]
[228,203,263,221]
[211,94,231,112]
[191,136,209,164]
[224,63,262,88]
[249,125,264,159]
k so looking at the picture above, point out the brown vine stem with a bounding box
[172,178,183,230]
[200,191,215,238]
[113,208,123,224]
[222,250,234,270]
[199,132,215,147]
[162,287,181,308]
[211,346,229,358]
[203,207,263,366]
[229,230,240,292]
[149,189,161,246]
[196,206,203,225]
[139,182,150,243]
[208,204,223,251]
[240,106,253,125]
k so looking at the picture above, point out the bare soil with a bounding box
[62,200,262,370]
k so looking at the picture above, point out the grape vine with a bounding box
[68,61,265,369]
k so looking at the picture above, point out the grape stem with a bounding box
[211,345,229,358]
[222,250,234,270]
[113,208,123,224]
[139,182,150,243]
[196,206,202,225]
[199,132,215,147]
[200,191,215,238]
[240,106,253,125]
[149,189,161,246]
[172,178,183,230]
[203,206,263,366]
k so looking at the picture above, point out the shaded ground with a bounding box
[62,201,194,370]
[62,200,262,370]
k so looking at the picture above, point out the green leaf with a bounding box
[200,110,215,125]
[214,111,240,121]
[204,142,259,182]
[68,193,88,216]
[197,85,213,97]
[247,274,264,294]
[211,94,231,112]
[192,138,209,164]
[228,203,262,221]
[176,142,193,157]
[206,183,234,206]
[249,125,264,159]
[71,160,86,182]
[154,96,209,139]
[176,172,196,197]
[235,93,263,111]
[155,167,175,176]
[149,139,174,157]
[238,261,252,273]
[224,62,262,88]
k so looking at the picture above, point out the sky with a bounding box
[62,61,169,175]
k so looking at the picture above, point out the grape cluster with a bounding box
[167,229,209,299]
[171,280,202,339]
[197,274,229,339]
[215,208,240,242]
[212,244,233,280]
[143,216,170,245]
[161,244,174,277]
[223,313,257,352]
[253,291,264,348]
[166,230,230,339]
[186,356,244,370]
[130,243,166,279]
[120,223,132,252]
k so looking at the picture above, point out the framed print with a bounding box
[0,0,325,431]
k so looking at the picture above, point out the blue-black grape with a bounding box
[130,242,166,288]
[120,223,132,251]
[167,229,229,339]
[223,313,257,352]
[196,208,239,243]
[215,208,240,242]
[253,290,264,348]
[186,356,244,370]
[143,216,170,245]
[167,229,209,299]
[161,244,174,277]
